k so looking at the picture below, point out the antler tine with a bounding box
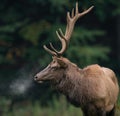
[49,40,66,55]
[75,2,79,14]
[43,29,67,56]
[55,30,67,55]
[49,43,58,53]
[44,2,93,56]
[65,2,94,42]
[43,45,57,56]
[72,8,75,18]
[58,28,65,39]
[77,5,94,18]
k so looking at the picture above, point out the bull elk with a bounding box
[34,2,119,116]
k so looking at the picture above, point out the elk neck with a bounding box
[51,61,86,106]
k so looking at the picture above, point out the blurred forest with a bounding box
[0,0,120,115]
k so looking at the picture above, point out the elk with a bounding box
[34,2,119,116]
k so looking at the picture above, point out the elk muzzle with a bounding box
[34,65,51,83]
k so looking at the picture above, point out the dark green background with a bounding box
[0,0,120,110]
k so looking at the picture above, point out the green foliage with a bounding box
[0,0,119,67]
[77,0,120,21]
[1,96,120,116]
[0,0,120,112]
[67,45,110,67]
[64,27,109,66]
[19,20,51,45]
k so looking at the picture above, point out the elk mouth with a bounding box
[34,77,44,83]
[35,80,50,84]
[34,78,46,84]
[37,80,43,83]
[34,74,52,83]
[34,75,44,83]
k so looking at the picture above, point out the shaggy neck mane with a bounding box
[53,62,84,106]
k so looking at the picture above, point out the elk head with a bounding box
[34,2,94,83]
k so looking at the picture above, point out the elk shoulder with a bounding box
[82,64,104,78]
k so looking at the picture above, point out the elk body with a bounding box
[34,3,119,116]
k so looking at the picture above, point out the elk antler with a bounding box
[44,2,94,56]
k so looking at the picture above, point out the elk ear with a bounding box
[57,58,67,68]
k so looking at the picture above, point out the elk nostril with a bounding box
[34,76,38,80]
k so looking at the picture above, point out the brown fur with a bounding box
[34,3,119,115]
[34,57,119,116]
